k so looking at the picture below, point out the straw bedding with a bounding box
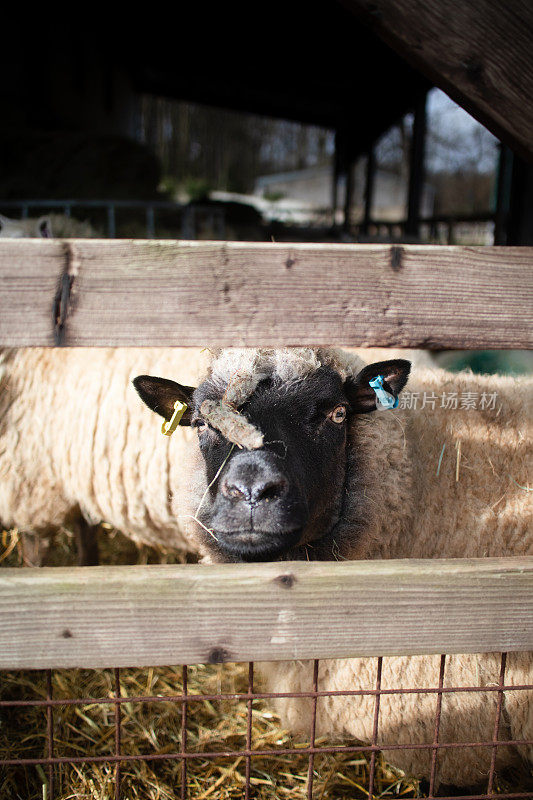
[1,527,529,798]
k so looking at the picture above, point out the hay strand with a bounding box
[436,444,446,477]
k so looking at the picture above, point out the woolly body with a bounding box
[182,347,532,788]
[0,347,209,551]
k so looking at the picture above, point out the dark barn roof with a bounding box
[122,2,431,158]
[1,0,531,171]
[3,0,532,161]
[3,3,430,163]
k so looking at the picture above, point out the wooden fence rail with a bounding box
[1,240,532,348]
[1,557,532,669]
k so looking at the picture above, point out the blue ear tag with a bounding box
[369,374,398,410]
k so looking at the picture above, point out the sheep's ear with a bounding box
[345,359,411,414]
[37,216,52,238]
[133,375,195,425]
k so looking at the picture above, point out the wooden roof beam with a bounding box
[342,0,533,163]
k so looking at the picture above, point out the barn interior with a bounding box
[1,2,532,246]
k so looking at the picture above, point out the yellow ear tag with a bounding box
[161,401,188,436]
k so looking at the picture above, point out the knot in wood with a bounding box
[274,573,296,589]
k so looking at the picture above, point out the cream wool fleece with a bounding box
[0,347,209,549]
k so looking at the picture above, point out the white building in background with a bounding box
[254,162,435,223]
[255,165,334,208]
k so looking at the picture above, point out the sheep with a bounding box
[0,212,99,238]
[0,342,410,565]
[0,347,210,565]
[135,346,532,792]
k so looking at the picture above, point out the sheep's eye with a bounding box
[328,405,347,424]
[193,419,208,433]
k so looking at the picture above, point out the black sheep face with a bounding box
[134,358,410,563]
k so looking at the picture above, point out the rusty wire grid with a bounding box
[1,652,532,799]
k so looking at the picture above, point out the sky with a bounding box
[425,88,499,173]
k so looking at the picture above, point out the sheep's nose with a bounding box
[220,472,289,505]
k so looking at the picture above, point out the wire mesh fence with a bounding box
[1,653,532,799]
[0,199,497,244]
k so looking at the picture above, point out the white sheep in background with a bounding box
[0,212,99,238]
[135,346,532,792]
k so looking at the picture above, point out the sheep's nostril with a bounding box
[253,478,289,504]
[220,475,289,505]
[220,480,248,501]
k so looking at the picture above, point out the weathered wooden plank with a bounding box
[0,240,67,346]
[0,558,531,669]
[343,0,533,163]
[0,240,531,348]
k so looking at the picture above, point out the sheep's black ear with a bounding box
[37,216,52,238]
[133,375,195,425]
[345,359,411,414]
